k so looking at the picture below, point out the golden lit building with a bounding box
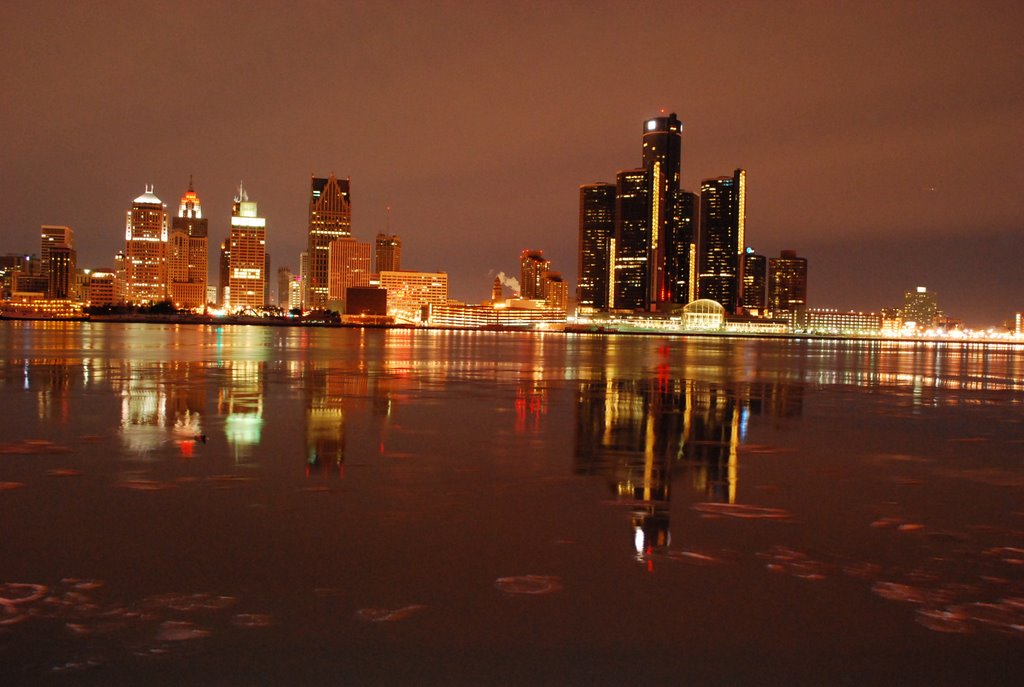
[378,270,448,323]
[543,272,569,313]
[168,177,209,310]
[227,183,266,310]
[87,268,117,307]
[123,186,169,304]
[327,237,372,303]
[307,174,351,309]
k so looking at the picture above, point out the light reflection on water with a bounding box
[0,321,1022,684]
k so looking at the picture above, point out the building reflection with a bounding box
[218,361,264,462]
[304,363,361,477]
[575,376,802,562]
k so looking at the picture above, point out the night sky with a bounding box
[2,1,1021,325]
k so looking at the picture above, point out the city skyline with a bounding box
[1,2,1021,325]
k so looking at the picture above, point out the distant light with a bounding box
[647,120,657,131]
[916,286,926,293]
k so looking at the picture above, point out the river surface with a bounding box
[0,321,1022,685]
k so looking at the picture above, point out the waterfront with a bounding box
[1,321,1022,685]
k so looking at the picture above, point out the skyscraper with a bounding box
[588,113,694,313]
[327,238,372,303]
[277,267,293,309]
[374,233,401,274]
[307,174,351,309]
[767,250,808,318]
[40,225,73,277]
[902,286,939,328]
[612,169,649,310]
[641,113,684,308]
[218,240,230,307]
[697,169,746,312]
[40,226,75,299]
[739,248,767,315]
[123,186,169,304]
[227,183,266,310]
[168,177,209,310]
[577,182,615,312]
[520,250,550,300]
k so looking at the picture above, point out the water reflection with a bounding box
[575,376,803,561]
[219,361,264,461]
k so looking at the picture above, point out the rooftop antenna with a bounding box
[386,205,392,233]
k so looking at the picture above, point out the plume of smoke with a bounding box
[495,271,520,295]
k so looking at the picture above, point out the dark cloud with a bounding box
[1,1,1021,325]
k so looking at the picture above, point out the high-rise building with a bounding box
[277,267,293,309]
[123,186,169,304]
[612,169,649,310]
[40,225,73,277]
[577,182,615,312]
[902,286,940,328]
[544,272,569,313]
[47,244,75,299]
[264,253,271,305]
[218,240,230,307]
[581,114,694,313]
[642,113,685,309]
[697,169,746,312]
[86,268,116,307]
[168,178,209,310]
[520,250,550,300]
[767,250,808,317]
[327,238,372,303]
[298,251,309,309]
[307,174,351,309]
[739,248,767,315]
[374,233,401,274]
[227,183,266,310]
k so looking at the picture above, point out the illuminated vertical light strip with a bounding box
[736,170,746,259]
[607,237,616,309]
[649,162,661,307]
[688,243,696,303]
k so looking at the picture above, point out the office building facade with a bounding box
[123,186,169,304]
[227,184,266,310]
[168,178,209,309]
[767,249,808,317]
[697,169,746,313]
[306,174,352,309]
[577,182,615,312]
[374,233,401,274]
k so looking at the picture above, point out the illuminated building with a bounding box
[612,169,649,310]
[123,186,169,304]
[288,277,302,311]
[0,297,83,319]
[577,182,615,312]
[902,286,940,328]
[739,248,767,315]
[227,183,266,310]
[543,272,568,312]
[682,299,725,330]
[264,253,271,306]
[491,276,503,302]
[47,244,76,299]
[697,169,746,313]
[39,225,73,294]
[87,268,116,306]
[218,240,229,306]
[642,113,686,309]
[673,191,698,305]
[428,301,566,328]
[378,270,448,323]
[168,178,209,309]
[306,174,351,309]
[802,309,881,334]
[327,237,372,304]
[374,233,401,274]
[298,251,309,308]
[277,267,293,309]
[520,250,550,299]
[767,249,808,319]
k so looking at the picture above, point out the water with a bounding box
[1,321,1022,684]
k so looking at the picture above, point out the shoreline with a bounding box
[2,313,1021,347]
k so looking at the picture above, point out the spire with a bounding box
[234,181,248,203]
[188,174,194,192]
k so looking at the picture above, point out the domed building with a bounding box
[682,299,725,330]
